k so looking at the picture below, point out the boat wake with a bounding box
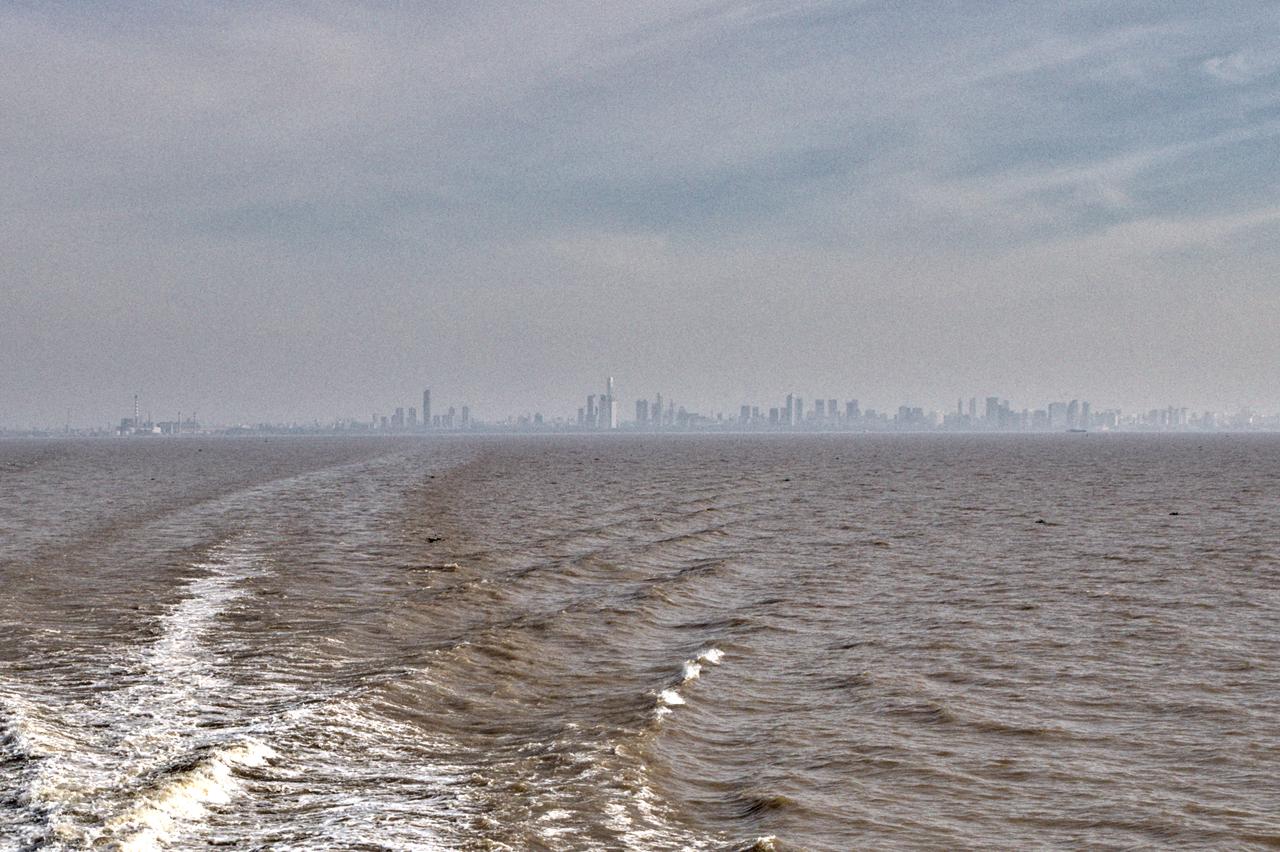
[104,739,277,852]
[0,542,273,851]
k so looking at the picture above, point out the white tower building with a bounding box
[605,376,619,429]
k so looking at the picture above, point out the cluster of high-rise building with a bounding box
[568,384,1072,433]
[942,396,1093,431]
[370,388,472,431]
[28,384,1274,439]
[393,380,1279,434]
[555,382,1273,434]
[578,377,620,429]
[937,398,1231,433]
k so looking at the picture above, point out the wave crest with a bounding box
[106,740,277,851]
[654,648,726,720]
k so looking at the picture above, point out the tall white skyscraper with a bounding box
[604,376,619,429]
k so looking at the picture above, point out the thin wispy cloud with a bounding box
[1,1,1277,424]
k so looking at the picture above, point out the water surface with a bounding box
[2,434,1278,849]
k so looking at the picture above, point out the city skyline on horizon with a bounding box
[12,375,1279,434]
[3,3,1278,431]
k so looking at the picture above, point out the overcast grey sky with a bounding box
[3,1,1278,426]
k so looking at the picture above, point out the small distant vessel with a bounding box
[1067,428,1088,433]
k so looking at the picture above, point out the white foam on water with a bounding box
[607,781,714,850]
[638,649,730,841]
[604,801,633,834]
[0,543,275,850]
[106,739,277,852]
[240,696,468,851]
[654,648,726,720]
[538,825,575,839]
[0,688,109,847]
[96,549,461,850]
[141,551,259,688]
[659,689,686,706]
[681,649,724,683]
[537,808,577,840]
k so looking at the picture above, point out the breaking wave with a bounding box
[0,688,104,849]
[0,542,272,850]
[654,648,725,720]
[104,740,277,852]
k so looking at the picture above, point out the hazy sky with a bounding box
[3,1,1278,426]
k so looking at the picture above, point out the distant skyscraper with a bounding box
[422,389,431,427]
[604,376,619,429]
[985,397,1000,425]
[785,394,794,425]
[828,399,838,420]
[408,407,417,427]
[636,399,649,424]
[461,405,470,426]
[815,399,826,419]
[586,394,597,428]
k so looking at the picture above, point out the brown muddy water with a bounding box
[1,434,1278,850]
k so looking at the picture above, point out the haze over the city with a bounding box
[3,1,1278,427]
